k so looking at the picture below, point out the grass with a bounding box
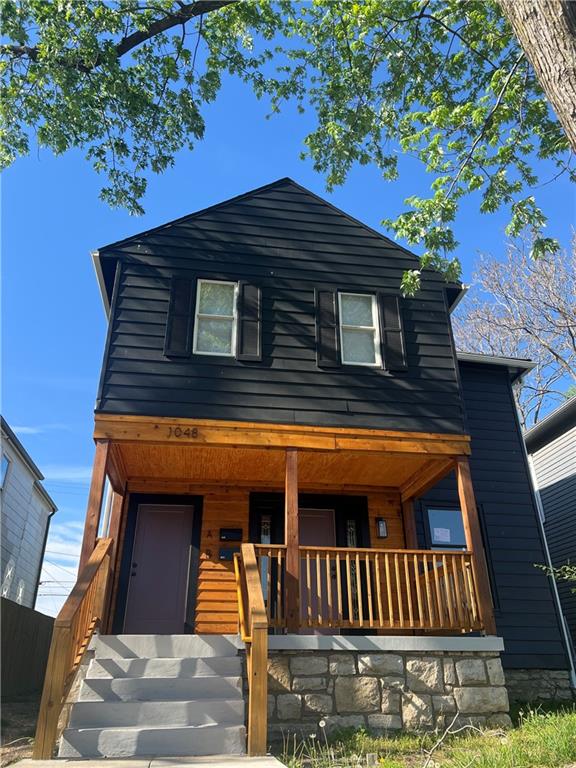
[278,706,576,768]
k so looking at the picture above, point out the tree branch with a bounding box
[447,52,525,198]
[1,1,235,70]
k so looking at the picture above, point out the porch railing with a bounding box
[33,538,113,759]
[254,544,483,633]
[233,544,268,756]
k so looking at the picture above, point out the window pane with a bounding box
[428,509,466,548]
[199,282,235,316]
[341,294,373,326]
[342,328,376,364]
[196,317,233,354]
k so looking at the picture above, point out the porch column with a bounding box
[284,448,300,633]
[456,457,497,635]
[79,440,110,572]
[401,501,418,549]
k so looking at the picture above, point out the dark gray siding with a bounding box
[420,362,569,671]
[96,180,465,433]
[533,427,576,646]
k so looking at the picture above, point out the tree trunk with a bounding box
[498,0,576,153]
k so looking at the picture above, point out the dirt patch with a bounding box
[0,698,39,767]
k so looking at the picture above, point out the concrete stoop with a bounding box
[59,635,246,759]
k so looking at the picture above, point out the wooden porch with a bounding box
[34,414,496,758]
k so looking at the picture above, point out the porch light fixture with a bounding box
[376,518,388,539]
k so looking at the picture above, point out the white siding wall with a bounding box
[532,425,576,644]
[0,441,52,608]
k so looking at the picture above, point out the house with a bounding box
[525,397,576,690]
[34,179,574,760]
[1,416,57,608]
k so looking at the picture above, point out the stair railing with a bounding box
[33,537,113,759]
[234,543,268,756]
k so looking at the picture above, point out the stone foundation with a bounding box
[505,669,575,704]
[261,648,512,739]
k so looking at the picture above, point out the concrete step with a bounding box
[69,699,245,728]
[93,635,243,659]
[87,656,242,679]
[59,723,246,758]
[78,675,243,702]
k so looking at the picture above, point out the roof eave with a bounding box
[456,352,536,383]
[92,250,111,317]
[525,397,576,452]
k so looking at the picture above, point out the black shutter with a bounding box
[379,294,407,371]
[164,276,195,357]
[316,290,340,367]
[236,282,262,361]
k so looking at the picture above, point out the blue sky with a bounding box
[2,71,574,615]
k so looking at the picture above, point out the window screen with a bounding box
[193,280,237,356]
[338,293,381,366]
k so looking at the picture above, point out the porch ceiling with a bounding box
[116,442,448,489]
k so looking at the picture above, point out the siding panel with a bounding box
[97,180,465,434]
[420,363,569,671]
[532,426,576,646]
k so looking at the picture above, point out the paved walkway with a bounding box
[16,758,283,768]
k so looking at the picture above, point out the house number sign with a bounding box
[167,426,199,439]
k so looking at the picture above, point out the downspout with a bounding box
[526,452,576,688]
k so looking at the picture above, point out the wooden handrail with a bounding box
[234,544,268,756]
[254,544,483,634]
[33,538,113,759]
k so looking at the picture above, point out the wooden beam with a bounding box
[106,492,130,634]
[108,491,124,560]
[455,457,497,635]
[126,477,400,494]
[284,449,300,633]
[400,458,455,502]
[78,441,109,572]
[106,444,127,494]
[94,413,471,456]
[401,500,418,548]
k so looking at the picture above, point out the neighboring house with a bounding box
[525,398,576,669]
[0,416,57,608]
[35,179,574,761]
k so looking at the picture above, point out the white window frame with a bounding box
[193,279,238,357]
[338,292,382,367]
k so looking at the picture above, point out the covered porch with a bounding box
[34,415,498,759]
[88,414,495,639]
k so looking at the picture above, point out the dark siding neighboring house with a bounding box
[0,417,57,609]
[420,361,571,673]
[525,399,576,685]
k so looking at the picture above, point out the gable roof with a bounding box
[525,396,576,453]
[1,416,57,514]
[92,177,463,312]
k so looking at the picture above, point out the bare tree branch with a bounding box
[453,236,576,427]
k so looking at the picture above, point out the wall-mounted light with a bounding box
[376,518,388,539]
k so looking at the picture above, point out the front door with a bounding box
[124,504,194,633]
[299,508,337,631]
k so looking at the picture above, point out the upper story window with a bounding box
[0,454,10,489]
[338,292,381,367]
[193,280,238,357]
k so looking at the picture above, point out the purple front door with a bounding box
[299,508,337,632]
[124,504,194,634]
